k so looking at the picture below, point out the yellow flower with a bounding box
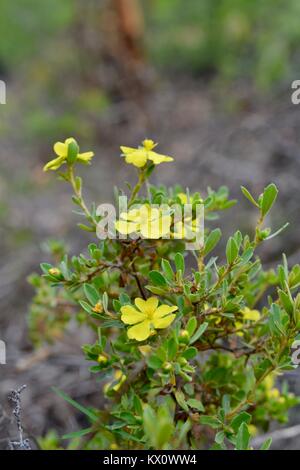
[262,373,281,399]
[115,204,172,239]
[263,374,275,390]
[266,388,280,399]
[120,139,173,168]
[92,302,103,314]
[43,137,94,171]
[173,217,198,239]
[104,370,126,393]
[177,193,194,205]
[120,297,178,341]
[234,308,260,336]
[248,425,257,437]
[242,307,260,321]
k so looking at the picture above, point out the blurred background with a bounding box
[1,0,300,449]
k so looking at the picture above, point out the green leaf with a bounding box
[187,398,205,412]
[174,390,189,412]
[260,437,272,450]
[52,387,98,423]
[199,415,221,429]
[143,405,173,449]
[241,186,259,207]
[142,404,157,442]
[261,183,278,217]
[114,429,142,443]
[186,317,197,336]
[182,347,198,360]
[189,322,208,344]
[102,291,109,312]
[119,292,131,305]
[221,395,231,414]
[269,303,287,336]
[83,283,100,305]
[215,431,225,445]
[147,355,163,370]
[235,422,250,450]
[77,223,95,232]
[226,237,238,264]
[175,252,185,275]
[40,262,53,274]
[62,427,93,440]
[203,229,222,256]
[231,411,251,433]
[146,285,167,295]
[167,338,178,360]
[79,300,92,314]
[278,289,294,316]
[161,259,174,281]
[149,270,167,287]
[265,222,289,240]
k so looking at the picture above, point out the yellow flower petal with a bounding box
[65,137,76,145]
[120,305,147,325]
[153,304,178,320]
[177,193,194,204]
[142,139,157,151]
[140,220,159,239]
[160,215,172,235]
[120,146,136,154]
[140,215,171,239]
[54,142,68,157]
[152,314,176,329]
[121,147,148,168]
[135,297,158,315]
[264,375,275,390]
[234,321,244,336]
[148,150,173,165]
[127,320,151,341]
[43,156,66,171]
[267,388,280,399]
[121,208,142,222]
[115,220,138,235]
[112,370,126,391]
[77,151,94,164]
[178,193,188,204]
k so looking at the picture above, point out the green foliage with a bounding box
[0,0,73,67]
[28,138,300,450]
[146,0,300,87]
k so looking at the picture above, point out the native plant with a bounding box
[29,137,300,450]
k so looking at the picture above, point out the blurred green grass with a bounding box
[1,0,300,146]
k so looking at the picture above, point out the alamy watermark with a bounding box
[0,340,6,364]
[0,79,6,104]
[95,197,204,251]
[291,80,300,105]
[291,340,300,366]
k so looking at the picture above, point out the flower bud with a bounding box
[92,302,103,314]
[163,361,173,372]
[97,354,108,365]
[48,268,61,276]
[179,329,190,344]
[67,139,79,164]
[178,357,188,366]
